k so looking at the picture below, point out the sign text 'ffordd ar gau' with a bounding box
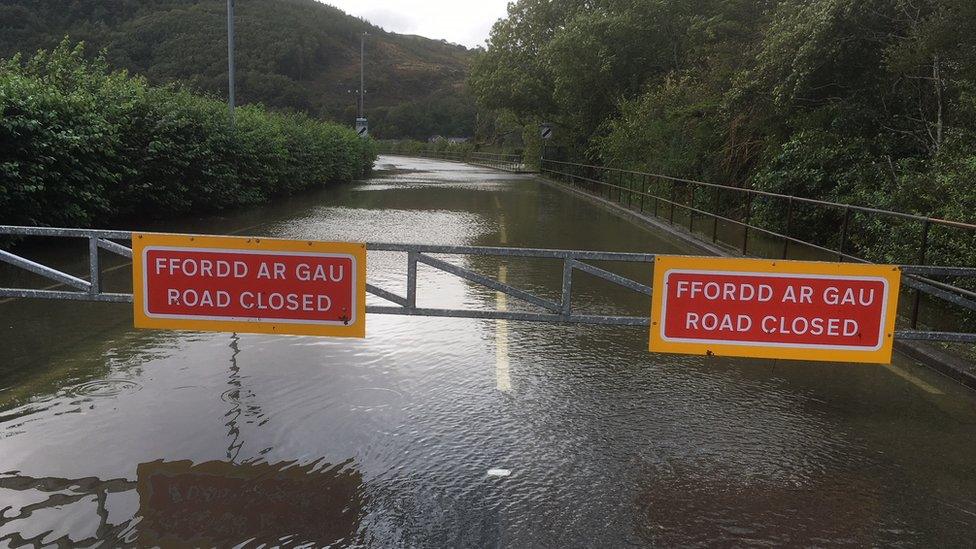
[133,233,366,338]
[650,256,901,364]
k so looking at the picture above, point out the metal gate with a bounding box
[1,225,974,343]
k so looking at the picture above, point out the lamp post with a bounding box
[355,32,368,138]
[359,32,366,118]
[227,0,236,128]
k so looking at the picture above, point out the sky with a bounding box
[321,0,511,48]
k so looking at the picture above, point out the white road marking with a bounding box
[495,206,512,393]
[885,363,943,395]
[496,263,512,393]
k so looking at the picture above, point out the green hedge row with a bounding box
[0,41,376,228]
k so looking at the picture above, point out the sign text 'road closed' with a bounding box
[649,256,901,364]
[133,233,366,337]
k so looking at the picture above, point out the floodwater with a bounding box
[2,156,976,547]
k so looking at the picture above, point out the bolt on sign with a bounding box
[649,256,902,364]
[132,233,366,337]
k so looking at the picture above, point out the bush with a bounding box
[595,76,728,182]
[376,138,515,158]
[0,41,376,228]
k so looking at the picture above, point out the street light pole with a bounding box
[227,0,236,128]
[359,32,366,118]
[354,32,369,138]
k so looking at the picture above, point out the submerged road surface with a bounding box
[1,156,976,546]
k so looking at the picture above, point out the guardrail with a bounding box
[468,152,527,172]
[1,225,973,343]
[380,150,529,173]
[540,158,976,335]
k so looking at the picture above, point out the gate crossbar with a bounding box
[0,226,656,326]
[2,225,975,342]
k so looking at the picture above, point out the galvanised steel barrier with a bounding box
[541,158,976,335]
[380,150,529,173]
[1,225,974,343]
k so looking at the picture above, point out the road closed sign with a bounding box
[649,256,901,364]
[132,233,366,337]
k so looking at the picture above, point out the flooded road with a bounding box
[2,156,976,547]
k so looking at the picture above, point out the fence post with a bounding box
[640,174,647,213]
[627,173,633,209]
[712,187,721,243]
[654,178,660,217]
[560,259,573,316]
[613,170,619,204]
[742,194,753,255]
[406,252,418,309]
[688,186,695,232]
[782,197,793,259]
[617,170,623,204]
[669,184,676,224]
[88,236,100,296]
[911,220,931,329]
[838,207,851,262]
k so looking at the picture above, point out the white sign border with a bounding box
[141,246,359,327]
[659,269,890,352]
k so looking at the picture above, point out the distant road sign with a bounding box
[649,256,901,364]
[356,117,368,138]
[133,233,366,337]
[540,123,553,140]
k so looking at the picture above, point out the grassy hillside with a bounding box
[0,0,476,138]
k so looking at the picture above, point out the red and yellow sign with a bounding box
[650,256,901,364]
[133,233,366,337]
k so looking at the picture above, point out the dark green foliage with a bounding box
[473,0,976,269]
[0,0,476,140]
[0,41,376,228]
[377,139,475,156]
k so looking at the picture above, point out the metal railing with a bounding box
[541,158,976,336]
[380,150,529,173]
[1,225,974,343]
[468,152,527,173]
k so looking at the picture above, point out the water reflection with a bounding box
[0,459,364,547]
[137,459,363,547]
[633,465,885,546]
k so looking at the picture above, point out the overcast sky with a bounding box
[321,0,511,48]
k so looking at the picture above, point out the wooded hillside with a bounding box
[0,0,477,139]
[472,0,976,231]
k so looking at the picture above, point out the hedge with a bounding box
[0,41,376,229]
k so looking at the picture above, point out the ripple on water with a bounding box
[67,379,142,398]
[349,387,405,411]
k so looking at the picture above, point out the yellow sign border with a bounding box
[649,256,901,364]
[132,232,367,338]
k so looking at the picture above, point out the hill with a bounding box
[0,0,477,138]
